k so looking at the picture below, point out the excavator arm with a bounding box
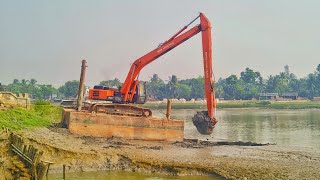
[120,13,217,135]
[121,15,201,101]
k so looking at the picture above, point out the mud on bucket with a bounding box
[192,111,216,135]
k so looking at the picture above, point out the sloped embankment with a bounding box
[7,127,320,179]
[10,128,223,177]
[2,124,320,179]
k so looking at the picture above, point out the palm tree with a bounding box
[167,75,178,98]
[13,79,19,84]
[21,79,29,84]
[30,79,37,85]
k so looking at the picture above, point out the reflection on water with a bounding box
[153,109,320,148]
[47,170,219,180]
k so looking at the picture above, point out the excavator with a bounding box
[88,13,217,135]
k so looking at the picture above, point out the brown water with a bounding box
[155,109,320,148]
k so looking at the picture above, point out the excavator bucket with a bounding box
[192,111,216,135]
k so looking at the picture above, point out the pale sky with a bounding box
[1,1,319,87]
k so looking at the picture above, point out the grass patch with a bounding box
[0,101,62,131]
[267,102,320,109]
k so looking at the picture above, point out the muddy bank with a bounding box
[2,127,320,179]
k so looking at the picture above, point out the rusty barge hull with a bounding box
[62,109,184,141]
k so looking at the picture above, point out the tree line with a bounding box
[135,64,320,101]
[0,79,79,100]
[214,64,320,100]
[1,79,56,99]
[1,64,319,100]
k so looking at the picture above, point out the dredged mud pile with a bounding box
[2,127,320,179]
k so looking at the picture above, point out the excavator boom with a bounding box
[121,18,202,101]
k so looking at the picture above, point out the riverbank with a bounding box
[141,100,320,109]
[1,127,320,179]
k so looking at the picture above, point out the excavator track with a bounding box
[88,103,152,117]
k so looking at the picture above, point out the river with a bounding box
[48,108,320,179]
[160,109,320,148]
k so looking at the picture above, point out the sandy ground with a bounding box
[1,127,320,180]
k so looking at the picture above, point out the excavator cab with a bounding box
[133,81,147,104]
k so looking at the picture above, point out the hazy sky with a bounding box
[1,1,319,87]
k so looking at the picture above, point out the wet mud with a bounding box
[192,111,215,135]
[174,138,272,148]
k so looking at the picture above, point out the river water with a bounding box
[48,108,320,179]
[159,109,320,148]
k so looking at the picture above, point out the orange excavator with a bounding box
[88,13,217,135]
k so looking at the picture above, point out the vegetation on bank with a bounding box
[1,64,320,101]
[141,101,320,109]
[0,101,62,130]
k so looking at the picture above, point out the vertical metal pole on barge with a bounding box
[76,60,87,111]
[166,99,172,120]
[63,164,66,179]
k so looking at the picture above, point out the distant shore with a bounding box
[141,100,320,109]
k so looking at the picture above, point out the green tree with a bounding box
[188,76,205,99]
[147,74,165,100]
[0,83,4,91]
[166,75,179,98]
[222,75,243,100]
[39,85,56,99]
[6,79,58,100]
[265,66,299,95]
[215,80,225,98]
[30,78,37,85]
[21,79,28,84]
[306,74,317,98]
[99,78,122,88]
[59,80,80,98]
[176,84,192,99]
[242,83,260,100]
[315,64,320,96]
[13,79,19,84]
[284,64,290,76]
[216,68,264,100]
[240,68,262,84]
